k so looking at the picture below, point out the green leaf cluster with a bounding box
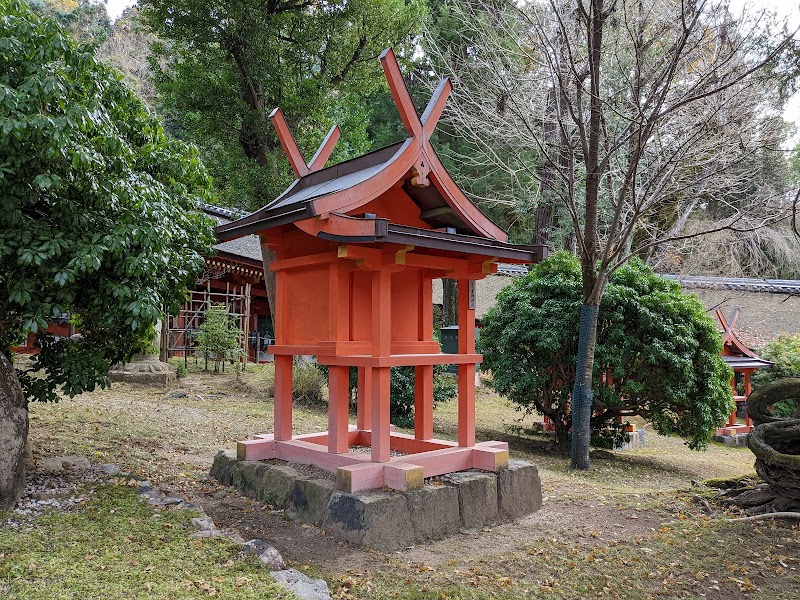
[195,303,241,372]
[0,0,216,402]
[478,252,733,450]
[754,334,800,386]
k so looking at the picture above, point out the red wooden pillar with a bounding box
[274,354,293,440]
[371,367,391,462]
[328,365,350,453]
[356,366,372,430]
[744,370,753,427]
[273,266,293,440]
[371,269,392,462]
[414,364,434,440]
[457,279,476,447]
[727,374,737,427]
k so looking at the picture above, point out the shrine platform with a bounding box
[210,450,542,551]
[237,426,512,493]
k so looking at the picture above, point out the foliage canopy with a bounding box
[478,252,733,450]
[141,0,426,209]
[0,0,215,403]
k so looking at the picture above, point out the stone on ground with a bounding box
[242,539,285,570]
[271,568,332,600]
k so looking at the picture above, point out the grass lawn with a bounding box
[0,483,295,599]
[5,363,799,598]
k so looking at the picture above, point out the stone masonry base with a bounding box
[210,450,542,551]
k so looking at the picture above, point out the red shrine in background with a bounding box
[216,49,546,493]
[715,308,772,437]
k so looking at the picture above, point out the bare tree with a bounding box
[426,0,798,468]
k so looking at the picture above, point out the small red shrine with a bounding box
[715,308,772,436]
[216,49,545,493]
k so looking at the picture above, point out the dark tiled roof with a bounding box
[661,274,800,294]
[198,202,262,263]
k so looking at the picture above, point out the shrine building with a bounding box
[215,49,546,493]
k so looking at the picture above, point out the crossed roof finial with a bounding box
[269,48,453,181]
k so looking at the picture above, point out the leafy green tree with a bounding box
[29,0,111,44]
[0,0,215,508]
[141,0,426,211]
[195,304,241,372]
[478,252,733,451]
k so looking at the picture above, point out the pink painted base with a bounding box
[238,428,509,492]
[715,424,754,436]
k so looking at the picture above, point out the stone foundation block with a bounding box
[496,460,542,520]
[441,470,498,529]
[211,453,542,549]
[258,464,298,507]
[210,450,237,485]
[404,484,461,541]
[289,477,335,525]
[713,434,749,447]
[233,461,270,500]
[323,491,414,551]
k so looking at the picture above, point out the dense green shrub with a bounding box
[752,334,800,418]
[478,252,733,450]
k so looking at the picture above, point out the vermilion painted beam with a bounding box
[269,107,309,179]
[379,48,422,139]
[420,78,453,141]
[307,124,341,172]
[268,251,338,272]
[295,214,387,239]
[316,353,482,368]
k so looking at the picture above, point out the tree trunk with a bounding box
[554,419,571,453]
[442,279,458,326]
[0,353,28,509]
[570,0,607,471]
[570,303,600,470]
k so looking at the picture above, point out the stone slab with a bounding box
[441,470,498,529]
[258,464,299,507]
[496,460,542,520]
[403,484,461,541]
[108,356,175,386]
[210,450,237,485]
[289,477,335,526]
[323,491,415,551]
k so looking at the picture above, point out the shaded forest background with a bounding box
[32,0,800,279]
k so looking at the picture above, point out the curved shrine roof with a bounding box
[215,49,546,266]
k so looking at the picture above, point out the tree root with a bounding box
[693,494,713,515]
[727,511,800,522]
